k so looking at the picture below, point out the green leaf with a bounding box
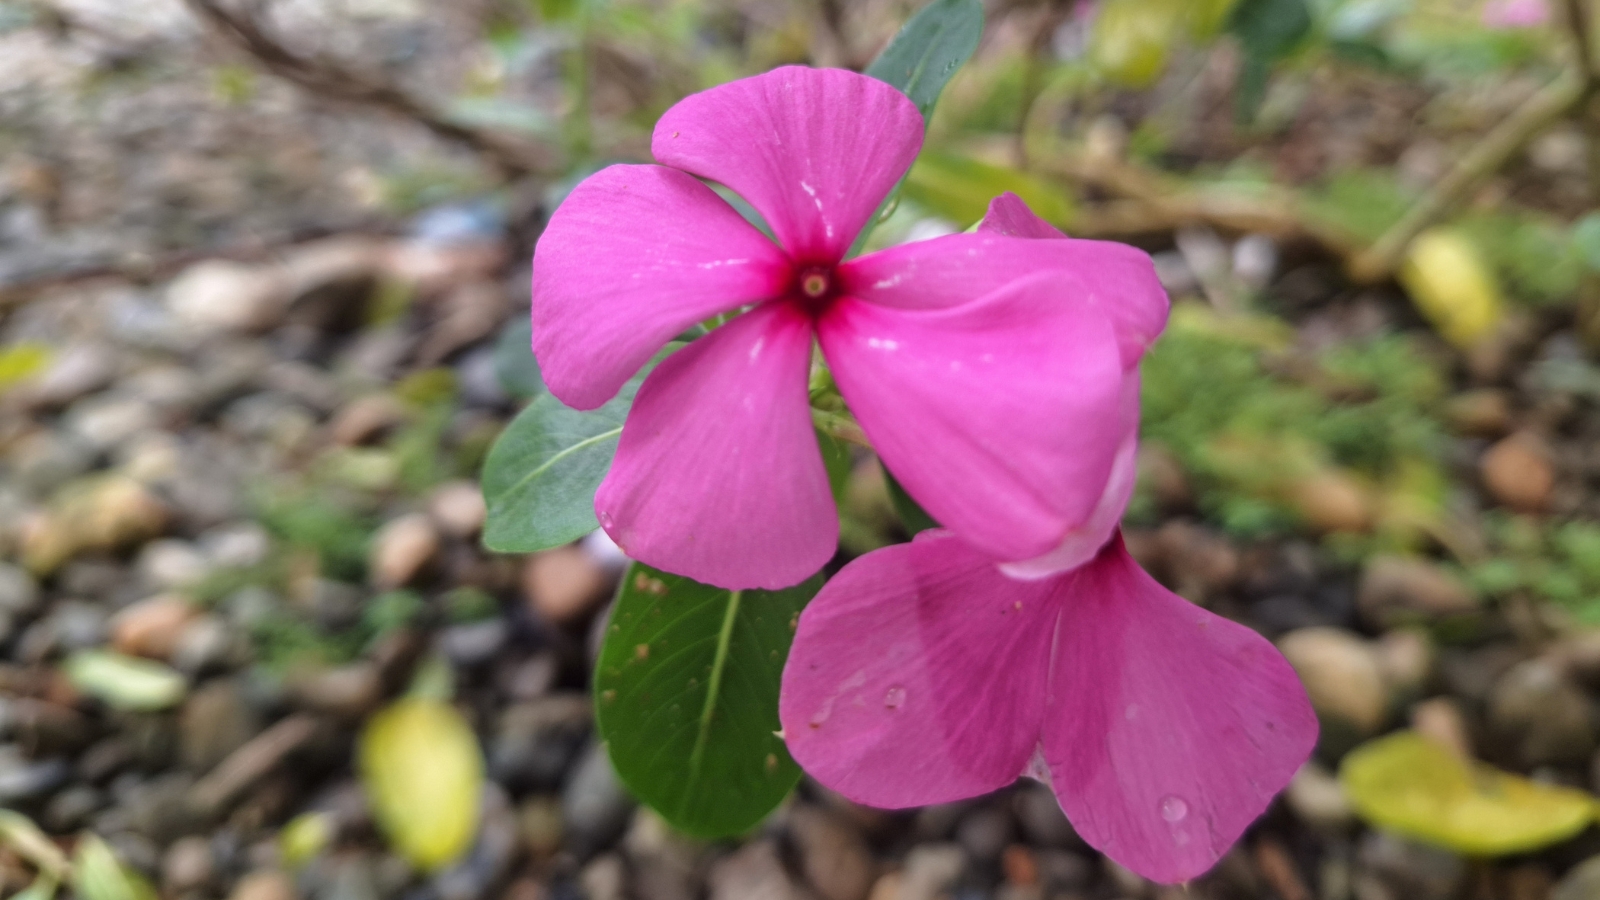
[1226,0,1311,118]
[64,651,186,712]
[902,152,1073,229]
[73,835,159,900]
[885,471,939,536]
[1340,731,1597,856]
[595,564,820,838]
[865,0,984,125]
[481,351,671,553]
[492,317,545,399]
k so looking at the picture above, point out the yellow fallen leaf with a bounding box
[1398,229,1505,349]
[903,153,1073,230]
[359,697,483,871]
[1340,730,1596,856]
[1090,0,1185,88]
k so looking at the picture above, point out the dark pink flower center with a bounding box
[790,263,840,317]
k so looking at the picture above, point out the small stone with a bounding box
[136,539,211,591]
[1285,762,1353,831]
[1445,389,1511,437]
[1410,697,1473,761]
[65,394,155,450]
[579,853,628,900]
[181,680,261,770]
[439,618,507,667]
[709,841,808,900]
[1278,627,1388,735]
[1357,557,1477,628]
[288,662,382,717]
[956,805,1014,863]
[43,783,104,831]
[1374,629,1435,697]
[522,546,609,625]
[1154,520,1238,603]
[200,522,272,570]
[12,343,115,410]
[172,615,237,674]
[791,805,874,900]
[23,475,169,574]
[0,563,40,615]
[1487,658,1597,767]
[369,513,440,588]
[1356,832,1463,900]
[0,749,69,803]
[112,595,198,660]
[427,480,487,538]
[561,741,635,856]
[328,394,408,446]
[1001,845,1038,887]
[898,844,965,900]
[1555,856,1600,900]
[1289,469,1374,534]
[1481,432,1555,513]
[518,795,564,859]
[163,835,215,893]
[166,260,289,333]
[229,869,299,900]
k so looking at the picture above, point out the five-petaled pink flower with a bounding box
[780,530,1318,884]
[777,195,1318,886]
[531,66,1168,590]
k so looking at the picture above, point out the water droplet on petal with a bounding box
[598,511,614,529]
[1160,795,1188,823]
[883,685,906,709]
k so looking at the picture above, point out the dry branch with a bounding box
[181,0,557,179]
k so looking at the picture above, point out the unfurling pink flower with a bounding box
[1481,0,1548,28]
[779,530,1318,884]
[532,67,1168,590]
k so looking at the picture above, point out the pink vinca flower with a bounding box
[778,193,1316,884]
[532,67,1168,590]
[779,531,1318,884]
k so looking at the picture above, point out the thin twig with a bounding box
[181,0,557,179]
[1562,0,1600,199]
[1037,151,1367,259]
[1348,70,1586,283]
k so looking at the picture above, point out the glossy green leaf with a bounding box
[596,564,820,838]
[481,351,671,553]
[884,470,939,536]
[72,835,159,900]
[492,317,545,399]
[903,152,1074,229]
[1340,731,1597,856]
[359,697,484,872]
[64,651,186,712]
[865,0,984,125]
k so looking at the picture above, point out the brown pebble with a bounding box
[522,546,609,625]
[111,595,198,660]
[1446,389,1512,437]
[1001,845,1039,887]
[426,480,487,538]
[1254,837,1311,900]
[1411,697,1473,761]
[1357,556,1477,627]
[1481,431,1554,512]
[328,394,407,446]
[1278,628,1387,734]
[369,513,440,588]
[1288,469,1373,534]
[228,870,298,900]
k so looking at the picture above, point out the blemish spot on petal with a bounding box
[883,685,906,709]
[1124,704,1140,721]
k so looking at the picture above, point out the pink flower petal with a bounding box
[780,533,1055,807]
[977,190,1067,240]
[999,373,1141,579]
[1042,536,1318,884]
[818,272,1125,562]
[842,226,1169,369]
[531,164,790,410]
[595,303,835,590]
[653,66,923,263]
